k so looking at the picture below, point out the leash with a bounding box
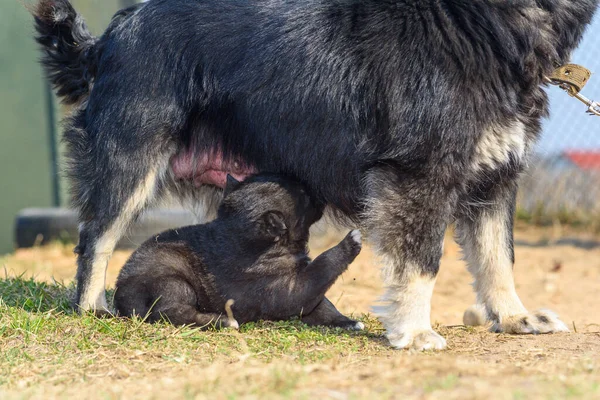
[544,64,600,117]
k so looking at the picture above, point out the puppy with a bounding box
[114,174,363,330]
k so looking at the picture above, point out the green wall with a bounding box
[0,1,52,255]
[0,0,124,255]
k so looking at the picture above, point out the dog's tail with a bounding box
[32,0,98,105]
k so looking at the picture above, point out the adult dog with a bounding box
[33,0,597,350]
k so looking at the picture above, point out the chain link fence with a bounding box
[518,15,600,228]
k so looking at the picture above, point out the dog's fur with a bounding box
[114,173,363,330]
[33,0,597,349]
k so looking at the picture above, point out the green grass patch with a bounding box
[515,204,600,232]
[0,277,378,389]
[0,275,74,313]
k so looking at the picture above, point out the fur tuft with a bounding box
[62,110,94,218]
[32,0,97,105]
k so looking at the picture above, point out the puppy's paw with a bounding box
[492,309,569,334]
[216,317,239,330]
[463,304,487,327]
[387,328,447,351]
[343,230,362,259]
[337,320,365,331]
[352,321,365,331]
[226,319,240,330]
[350,229,362,245]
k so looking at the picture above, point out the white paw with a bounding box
[78,291,110,314]
[350,230,362,245]
[78,300,112,316]
[387,329,447,351]
[350,321,365,331]
[227,319,240,330]
[335,320,364,331]
[492,309,569,334]
[463,304,487,327]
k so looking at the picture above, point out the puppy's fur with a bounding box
[114,174,363,330]
[33,0,597,349]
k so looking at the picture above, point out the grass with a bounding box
[1,277,599,399]
[0,277,385,397]
[2,238,600,399]
[515,204,600,233]
[0,276,378,357]
[0,274,73,314]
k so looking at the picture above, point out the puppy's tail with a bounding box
[32,0,97,105]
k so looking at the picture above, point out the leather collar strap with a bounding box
[548,64,591,95]
[546,64,600,116]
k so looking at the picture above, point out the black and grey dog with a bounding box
[114,174,363,330]
[33,0,597,350]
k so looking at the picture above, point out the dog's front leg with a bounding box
[260,230,362,321]
[295,230,362,299]
[365,169,455,350]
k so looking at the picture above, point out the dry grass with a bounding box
[1,227,600,399]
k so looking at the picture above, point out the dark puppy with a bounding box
[33,0,598,349]
[114,174,363,330]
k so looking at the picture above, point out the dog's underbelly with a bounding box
[170,149,257,188]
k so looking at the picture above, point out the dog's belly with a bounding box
[170,149,256,188]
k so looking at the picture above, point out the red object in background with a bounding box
[563,150,600,171]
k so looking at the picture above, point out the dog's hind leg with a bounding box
[455,181,569,334]
[75,164,164,314]
[364,168,456,350]
[151,288,238,329]
[67,114,171,313]
[301,297,364,331]
[157,306,239,330]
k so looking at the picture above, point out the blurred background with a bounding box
[0,0,599,255]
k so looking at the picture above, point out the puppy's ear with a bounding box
[223,174,242,197]
[262,211,288,242]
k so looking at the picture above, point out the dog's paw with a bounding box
[216,317,240,330]
[352,321,365,331]
[463,304,487,327]
[350,229,362,245]
[76,292,111,316]
[387,329,447,351]
[92,308,115,319]
[343,230,362,258]
[77,303,114,318]
[491,309,569,334]
[321,319,365,331]
[339,320,365,331]
[226,319,240,330]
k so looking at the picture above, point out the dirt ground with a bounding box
[2,225,600,399]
